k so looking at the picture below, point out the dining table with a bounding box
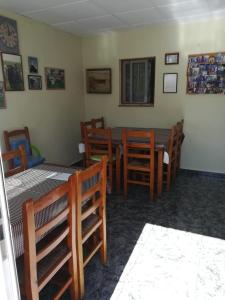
[5,163,79,258]
[111,127,171,196]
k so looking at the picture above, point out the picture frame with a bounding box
[28,75,42,90]
[163,73,178,93]
[0,81,6,109]
[0,15,19,54]
[28,56,38,74]
[1,52,24,91]
[187,52,225,94]
[45,67,65,90]
[165,52,179,65]
[86,68,111,94]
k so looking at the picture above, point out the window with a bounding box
[120,57,155,106]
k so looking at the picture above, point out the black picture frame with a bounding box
[28,56,38,74]
[86,68,111,94]
[165,52,179,65]
[1,52,24,91]
[45,67,65,90]
[0,15,19,54]
[163,73,178,93]
[28,75,42,90]
[0,81,6,109]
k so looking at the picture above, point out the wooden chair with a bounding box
[163,125,179,191]
[18,175,79,300]
[3,126,44,169]
[2,145,27,177]
[84,127,120,192]
[176,119,184,171]
[75,156,107,297]
[122,129,155,200]
[80,120,94,141]
[92,117,105,129]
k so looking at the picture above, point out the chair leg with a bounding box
[150,172,154,200]
[166,164,171,192]
[116,159,120,193]
[123,167,128,199]
[109,163,113,192]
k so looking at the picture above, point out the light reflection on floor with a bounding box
[110,223,225,300]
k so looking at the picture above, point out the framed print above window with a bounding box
[86,68,111,94]
[165,52,179,65]
[120,57,155,107]
[1,53,24,91]
[163,73,178,93]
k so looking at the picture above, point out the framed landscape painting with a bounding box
[1,53,24,91]
[45,67,65,90]
[0,82,6,108]
[86,68,111,94]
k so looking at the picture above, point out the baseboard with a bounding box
[180,168,225,179]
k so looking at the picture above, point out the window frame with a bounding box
[119,57,156,107]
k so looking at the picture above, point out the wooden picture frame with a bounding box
[28,75,42,90]
[163,73,178,93]
[0,81,6,108]
[45,67,65,90]
[165,52,179,65]
[86,68,111,94]
[1,52,24,91]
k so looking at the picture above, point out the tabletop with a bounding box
[111,127,170,149]
[5,164,78,258]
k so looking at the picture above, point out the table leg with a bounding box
[157,148,163,197]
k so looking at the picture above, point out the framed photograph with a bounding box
[165,52,179,65]
[28,75,42,90]
[187,52,225,94]
[45,67,65,90]
[0,82,6,109]
[86,68,111,94]
[0,15,19,54]
[28,56,38,73]
[1,53,24,91]
[163,73,178,93]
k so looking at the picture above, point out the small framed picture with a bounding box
[0,81,6,109]
[28,56,38,73]
[1,53,24,91]
[28,75,42,90]
[86,68,111,94]
[163,73,178,93]
[165,52,179,65]
[45,67,65,90]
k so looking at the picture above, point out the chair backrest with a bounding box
[92,117,104,129]
[84,127,113,162]
[74,156,107,297]
[177,119,184,146]
[2,145,27,177]
[122,129,155,171]
[167,125,179,164]
[22,175,79,299]
[4,126,32,154]
[80,120,94,140]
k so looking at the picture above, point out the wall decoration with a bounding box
[0,82,6,108]
[163,73,178,93]
[1,53,24,91]
[86,68,111,94]
[28,75,42,90]
[28,56,38,73]
[165,52,179,65]
[187,52,225,94]
[45,67,65,90]
[0,16,19,54]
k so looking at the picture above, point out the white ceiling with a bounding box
[1,0,225,36]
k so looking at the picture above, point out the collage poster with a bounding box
[187,52,225,94]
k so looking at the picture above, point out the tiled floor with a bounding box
[42,171,225,299]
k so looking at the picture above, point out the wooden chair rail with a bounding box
[2,144,27,177]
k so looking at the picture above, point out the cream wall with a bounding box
[82,18,225,173]
[0,9,84,165]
